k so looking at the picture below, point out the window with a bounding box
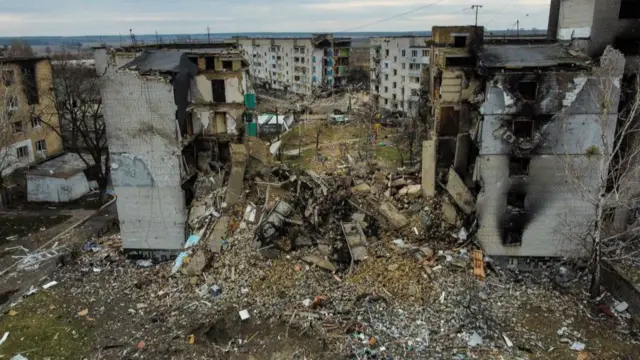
[412,50,418,57]
[222,60,233,70]
[454,35,467,48]
[394,56,397,62]
[402,50,406,56]
[385,49,389,56]
[384,86,388,93]
[509,157,531,176]
[411,89,419,96]
[35,139,46,151]
[384,99,388,105]
[410,76,420,83]
[16,145,28,158]
[402,63,406,70]
[30,116,42,128]
[518,81,537,101]
[409,63,420,70]
[393,69,397,76]
[392,94,396,100]
[445,56,476,67]
[205,56,215,70]
[439,106,460,136]
[375,85,379,93]
[1,69,14,86]
[619,0,640,19]
[385,74,389,80]
[272,64,276,69]
[384,63,389,69]
[12,121,22,134]
[6,95,18,110]
[401,76,405,82]
[422,49,429,57]
[211,79,226,103]
[393,82,397,89]
[507,189,526,209]
[513,119,534,139]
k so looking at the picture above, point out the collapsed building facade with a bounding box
[421,25,626,264]
[234,34,351,95]
[94,44,254,258]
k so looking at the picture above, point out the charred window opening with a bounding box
[21,62,38,105]
[509,157,530,176]
[512,118,534,139]
[211,79,226,103]
[205,57,216,70]
[518,81,537,101]
[507,188,526,210]
[445,56,475,67]
[222,61,233,71]
[439,106,460,137]
[453,36,467,48]
[620,0,640,19]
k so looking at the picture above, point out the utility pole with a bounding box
[516,19,520,38]
[471,5,483,26]
[155,31,160,45]
[207,26,211,43]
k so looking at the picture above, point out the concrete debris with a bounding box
[379,202,409,229]
[181,250,208,276]
[615,301,629,312]
[351,183,371,193]
[467,331,483,347]
[571,342,586,351]
[445,169,475,215]
[302,255,337,272]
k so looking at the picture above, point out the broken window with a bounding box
[509,157,530,176]
[35,139,46,151]
[393,82,396,89]
[518,81,537,101]
[445,56,475,67]
[205,57,215,70]
[16,145,28,158]
[507,189,526,209]
[30,115,42,128]
[12,120,23,134]
[402,50,406,56]
[384,99,388,105]
[438,106,460,137]
[512,118,534,139]
[222,61,233,70]
[385,49,389,56]
[453,35,467,48]
[374,85,379,93]
[385,74,389,80]
[393,69,397,76]
[620,0,640,19]
[6,95,18,110]
[211,79,226,103]
[1,69,14,86]
[392,94,396,100]
[384,86,388,93]
[402,63,406,69]
[394,56,397,62]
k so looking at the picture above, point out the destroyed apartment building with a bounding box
[94,44,255,258]
[422,25,626,265]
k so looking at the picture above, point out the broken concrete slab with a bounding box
[441,200,458,225]
[406,184,421,196]
[379,202,409,229]
[188,204,207,228]
[207,216,230,253]
[341,222,368,261]
[446,170,475,215]
[421,140,436,198]
[181,249,207,276]
[225,144,248,206]
[302,255,337,272]
[351,183,371,193]
[391,178,408,188]
[454,133,471,176]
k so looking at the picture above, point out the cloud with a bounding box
[0,0,552,36]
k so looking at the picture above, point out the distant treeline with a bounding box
[0,29,547,47]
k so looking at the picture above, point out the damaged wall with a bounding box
[193,72,246,104]
[95,49,187,254]
[475,48,625,257]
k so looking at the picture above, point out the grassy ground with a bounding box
[0,291,93,359]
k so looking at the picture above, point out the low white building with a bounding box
[235,34,351,96]
[257,113,294,134]
[370,36,430,114]
[26,153,93,203]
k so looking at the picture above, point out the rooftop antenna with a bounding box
[129,29,137,46]
[470,5,483,26]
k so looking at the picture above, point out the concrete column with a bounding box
[421,140,436,197]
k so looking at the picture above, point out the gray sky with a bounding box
[0,0,551,36]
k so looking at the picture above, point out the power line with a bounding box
[339,0,450,33]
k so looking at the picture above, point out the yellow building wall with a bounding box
[0,59,63,162]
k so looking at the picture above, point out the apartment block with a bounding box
[0,56,63,177]
[369,36,430,114]
[95,44,253,258]
[235,34,351,96]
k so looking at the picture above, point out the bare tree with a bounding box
[353,100,377,162]
[6,40,34,58]
[557,47,639,298]
[42,56,111,204]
